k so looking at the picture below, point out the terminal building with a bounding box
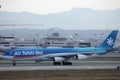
[40,27,91,48]
[0,27,93,48]
[0,35,38,48]
[0,35,15,47]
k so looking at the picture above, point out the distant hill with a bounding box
[0,8,120,29]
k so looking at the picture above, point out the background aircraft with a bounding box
[0,30,118,66]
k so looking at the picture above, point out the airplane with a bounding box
[0,30,119,66]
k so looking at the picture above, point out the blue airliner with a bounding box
[0,30,119,66]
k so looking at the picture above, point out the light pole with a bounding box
[100,34,104,41]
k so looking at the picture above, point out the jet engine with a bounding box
[76,54,88,60]
[54,57,65,62]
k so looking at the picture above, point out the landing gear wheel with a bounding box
[62,62,72,65]
[53,62,61,65]
[13,61,16,66]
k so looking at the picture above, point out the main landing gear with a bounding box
[53,61,72,65]
[53,62,61,65]
[62,61,72,65]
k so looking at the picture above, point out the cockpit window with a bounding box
[4,50,13,55]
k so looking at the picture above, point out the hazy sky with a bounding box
[0,0,120,14]
[0,0,120,30]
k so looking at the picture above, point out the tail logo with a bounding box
[107,37,114,46]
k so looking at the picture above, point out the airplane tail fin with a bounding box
[98,30,119,49]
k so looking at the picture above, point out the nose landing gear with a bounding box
[13,61,16,66]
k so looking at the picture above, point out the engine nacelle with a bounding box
[54,57,65,62]
[76,54,88,60]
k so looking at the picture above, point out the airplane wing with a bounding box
[45,52,89,62]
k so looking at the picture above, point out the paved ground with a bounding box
[0,60,120,71]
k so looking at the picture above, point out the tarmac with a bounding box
[0,60,120,71]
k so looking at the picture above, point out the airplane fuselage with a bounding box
[2,47,107,61]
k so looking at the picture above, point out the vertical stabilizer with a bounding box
[98,30,119,49]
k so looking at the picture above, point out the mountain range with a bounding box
[0,8,120,29]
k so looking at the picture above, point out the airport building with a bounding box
[40,27,91,48]
[0,35,15,47]
[1,27,120,49]
[0,27,91,48]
